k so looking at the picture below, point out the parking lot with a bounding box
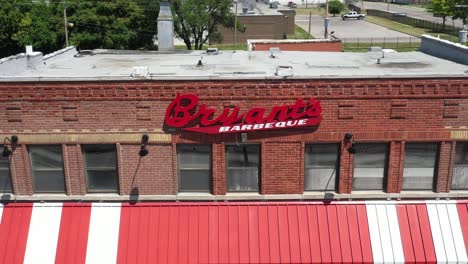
[295,14,419,42]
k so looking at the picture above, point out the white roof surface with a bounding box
[1,48,467,81]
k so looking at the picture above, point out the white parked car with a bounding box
[341,11,366,20]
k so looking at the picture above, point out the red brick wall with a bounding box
[0,78,467,197]
[261,142,302,194]
[386,141,404,193]
[215,13,295,44]
[119,144,174,195]
[253,41,343,52]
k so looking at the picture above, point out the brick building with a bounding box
[213,5,296,44]
[0,37,467,262]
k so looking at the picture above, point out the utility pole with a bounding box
[63,2,69,47]
[324,0,330,38]
[308,11,312,39]
[234,1,238,50]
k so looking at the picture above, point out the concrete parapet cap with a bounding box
[3,191,467,202]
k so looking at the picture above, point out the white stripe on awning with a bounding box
[386,204,405,264]
[23,203,62,264]
[366,204,384,263]
[447,203,468,263]
[86,203,121,264]
[427,203,449,263]
[376,204,395,263]
[438,204,458,263]
[0,203,3,224]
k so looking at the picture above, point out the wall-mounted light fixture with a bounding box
[344,132,356,154]
[3,135,18,157]
[138,134,149,157]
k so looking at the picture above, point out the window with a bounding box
[29,145,65,193]
[83,145,118,193]
[402,143,438,190]
[305,143,339,191]
[0,150,12,193]
[226,144,260,192]
[452,142,468,190]
[178,145,212,192]
[353,143,388,191]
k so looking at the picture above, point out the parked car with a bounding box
[341,11,366,20]
[287,1,298,8]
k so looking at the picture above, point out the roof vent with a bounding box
[206,47,219,55]
[269,47,281,58]
[131,66,149,78]
[275,66,293,77]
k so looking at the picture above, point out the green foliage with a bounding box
[172,0,243,50]
[451,0,468,26]
[13,2,61,54]
[0,0,61,57]
[64,0,146,50]
[328,0,345,16]
[0,0,244,56]
[427,0,454,27]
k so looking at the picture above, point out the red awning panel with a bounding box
[0,201,467,264]
[117,203,373,264]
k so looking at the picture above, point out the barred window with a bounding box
[83,145,118,193]
[402,143,438,190]
[29,145,65,193]
[226,145,260,192]
[304,143,340,191]
[178,145,212,192]
[452,142,468,190]
[0,150,12,193]
[353,143,388,191]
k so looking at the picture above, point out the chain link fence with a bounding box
[349,4,464,37]
[340,36,421,50]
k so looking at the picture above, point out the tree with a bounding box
[451,0,468,27]
[135,0,160,49]
[63,0,147,50]
[427,0,453,29]
[172,0,243,50]
[0,0,61,57]
[13,1,62,55]
[328,0,345,17]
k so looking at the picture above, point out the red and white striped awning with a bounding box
[0,201,467,263]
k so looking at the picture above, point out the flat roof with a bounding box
[1,48,467,82]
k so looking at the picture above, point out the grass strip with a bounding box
[365,15,463,44]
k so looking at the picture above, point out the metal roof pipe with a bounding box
[157,0,174,52]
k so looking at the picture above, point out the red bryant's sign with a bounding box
[165,94,322,134]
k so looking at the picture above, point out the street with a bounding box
[357,1,465,28]
[295,14,419,42]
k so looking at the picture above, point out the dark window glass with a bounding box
[453,142,468,190]
[83,145,118,193]
[0,148,12,193]
[353,143,388,191]
[178,145,211,192]
[305,143,339,191]
[226,145,260,192]
[29,145,65,193]
[402,143,438,190]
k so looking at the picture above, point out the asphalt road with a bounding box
[357,1,465,28]
[295,14,419,42]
